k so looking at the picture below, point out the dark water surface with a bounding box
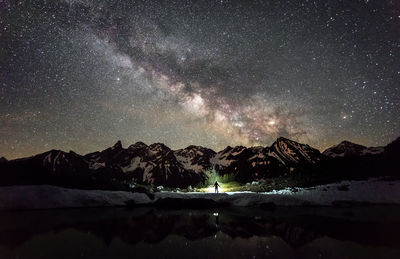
[0,206,400,259]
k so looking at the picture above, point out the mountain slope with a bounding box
[85,142,206,188]
[174,145,216,174]
[132,143,205,187]
[0,150,92,187]
[210,137,323,182]
[211,145,285,182]
[269,137,322,165]
[323,141,384,158]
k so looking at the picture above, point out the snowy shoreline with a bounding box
[1,179,400,210]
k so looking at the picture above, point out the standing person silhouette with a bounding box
[214,181,220,193]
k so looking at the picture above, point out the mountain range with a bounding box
[0,136,398,189]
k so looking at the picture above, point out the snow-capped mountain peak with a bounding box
[128,141,148,150]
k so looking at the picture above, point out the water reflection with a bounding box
[0,206,399,258]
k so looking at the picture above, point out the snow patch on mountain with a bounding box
[121,157,145,173]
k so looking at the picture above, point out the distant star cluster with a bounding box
[1,0,399,159]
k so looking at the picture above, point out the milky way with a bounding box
[1,0,399,159]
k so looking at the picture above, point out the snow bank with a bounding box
[0,179,399,210]
[0,185,151,210]
[263,178,400,205]
[156,179,400,206]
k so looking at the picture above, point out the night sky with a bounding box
[1,0,399,159]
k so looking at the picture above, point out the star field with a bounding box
[1,0,399,159]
